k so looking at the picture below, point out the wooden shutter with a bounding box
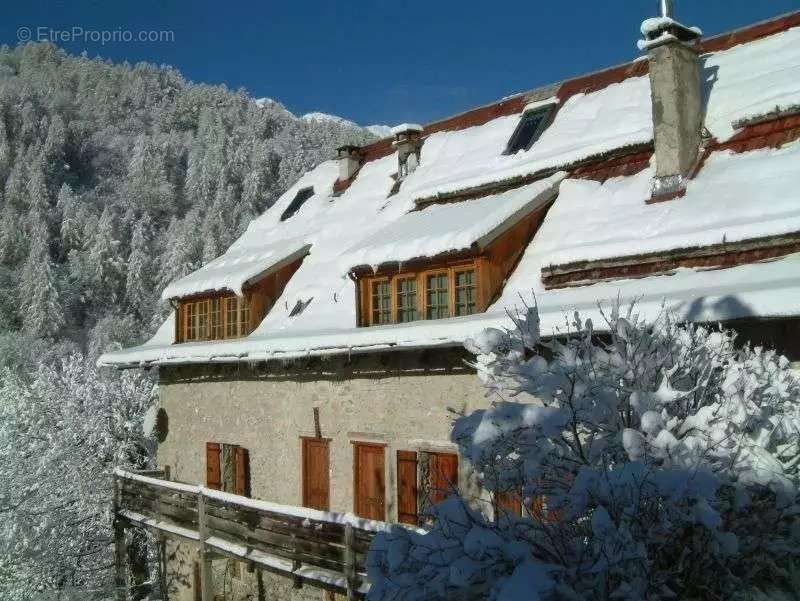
[429,452,458,504]
[495,491,522,518]
[302,438,330,511]
[396,451,418,525]
[233,447,250,497]
[353,443,385,520]
[206,442,221,490]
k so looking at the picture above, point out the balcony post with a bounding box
[197,489,214,601]
[113,474,127,601]
[343,523,355,600]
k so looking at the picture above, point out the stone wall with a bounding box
[155,347,494,600]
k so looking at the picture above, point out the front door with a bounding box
[353,443,385,520]
[302,437,330,511]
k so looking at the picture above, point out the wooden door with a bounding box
[428,452,458,504]
[302,438,330,511]
[206,442,221,490]
[353,443,385,520]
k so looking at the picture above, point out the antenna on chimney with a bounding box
[659,0,674,18]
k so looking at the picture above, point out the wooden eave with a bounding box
[542,232,800,289]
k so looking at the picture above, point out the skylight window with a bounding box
[280,187,314,222]
[504,105,554,154]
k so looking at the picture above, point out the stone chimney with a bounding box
[391,123,423,179]
[640,0,703,201]
[335,145,362,182]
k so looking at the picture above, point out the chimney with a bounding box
[391,123,423,179]
[640,0,703,201]
[335,145,362,182]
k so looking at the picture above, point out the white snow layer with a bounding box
[403,75,653,202]
[162,238,311,299]
[702,26,800,141]
[533,140,800,268]
[99,24,800,368]
[341,173,564,271]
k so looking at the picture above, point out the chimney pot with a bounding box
[391,123,424,179]
[335,144,362,182]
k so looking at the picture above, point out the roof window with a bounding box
[504,104,555,154]
[280,187,314,222]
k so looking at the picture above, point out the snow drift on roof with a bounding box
[402,76,653,202]
[341,173,565,271]
[530,140,800,270]
[162,238,310,299]
[703,25,800,142]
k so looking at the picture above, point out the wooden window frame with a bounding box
[369,277,392,326]
[178,293,253,343]
[358,259,486,327]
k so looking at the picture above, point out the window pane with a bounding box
[197,300,210,339]
[455,270,477,316]
[371,280,391,325]
[506,107,551,154]
[210,298,222,339]
[226,296,239,337]
[397,278,417,323]
[186,302,197,341]
[426,273,449,320]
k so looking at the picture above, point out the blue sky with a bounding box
[2,1,797,126]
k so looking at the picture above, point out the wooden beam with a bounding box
[197,493,214,601]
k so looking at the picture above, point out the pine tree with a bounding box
[125,215,153,318]
[86,207,124,303]
[19,214,63,337]
[0,199,22,265]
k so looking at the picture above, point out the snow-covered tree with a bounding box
[19,214,63,337]
[125,214,154,318]
[368,303,800,601]
[0,348,156,600]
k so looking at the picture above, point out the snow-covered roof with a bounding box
[533,142,800,269]
[100,14,800,369]
[162,238,311,299]
[341,173,564,272]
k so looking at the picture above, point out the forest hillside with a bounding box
[0,42,375,599]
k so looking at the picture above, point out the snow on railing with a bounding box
[112,469,418,600]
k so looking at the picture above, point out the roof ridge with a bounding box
[358,9,800,160]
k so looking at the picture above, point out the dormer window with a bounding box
[280,187,314,222]
[505,104,555,154]
[358,262,481,327]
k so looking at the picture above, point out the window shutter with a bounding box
[429,452,458,504]
[495,491,522,518]
[206,442,221,490]
[396,451,418,525]
[233,447,250,497]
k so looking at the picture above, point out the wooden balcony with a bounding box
[112,469,404,600]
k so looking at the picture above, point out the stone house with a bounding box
[102,6,800,600]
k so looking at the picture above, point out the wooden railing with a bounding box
[113,469,404,600]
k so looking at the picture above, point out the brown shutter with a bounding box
[206,442,221,490]
[233,447,250,497]
[396,451,418,525]
[302,438,330,511]
[495,491,522,518]
[429,452,458,504]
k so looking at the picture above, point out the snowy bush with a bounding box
[368,303,800,600]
